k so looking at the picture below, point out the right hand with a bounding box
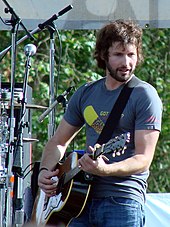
[38,169,59,197]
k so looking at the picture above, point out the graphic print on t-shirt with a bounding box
[84,105,106,134]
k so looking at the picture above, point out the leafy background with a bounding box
[0,27,170,192]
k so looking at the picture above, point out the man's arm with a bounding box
[79,129,160,177]
[38,118,81,196]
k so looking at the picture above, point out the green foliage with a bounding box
[138,28,170,193]
[0,27,169,192]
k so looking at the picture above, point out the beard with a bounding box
[105,61,134,82]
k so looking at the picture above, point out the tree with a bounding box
[0,27,170,192]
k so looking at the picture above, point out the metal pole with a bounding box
[48,26,56,139]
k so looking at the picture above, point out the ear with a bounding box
[101,50,109,62]
[100,51,105,60]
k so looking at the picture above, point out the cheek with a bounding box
[132,57,138,67]
[108,56,118,66]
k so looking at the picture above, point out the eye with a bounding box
[128,53,136,57]
[114,52,122,56]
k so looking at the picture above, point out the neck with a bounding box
[105,74,133,91]
[105,76,124,90]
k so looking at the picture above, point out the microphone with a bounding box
[38,5,73,29]
[38,86,73,122]
[24,44,37,57]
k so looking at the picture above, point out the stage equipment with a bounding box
[0,1,35,223]
[11,44,37,227]
[0,86,11,227]
[0,2,73,225]
[38,86,73,123]
[0,82,33,227]
[0,4,73,60]
[37,5,73,139]
[1,2,38,226]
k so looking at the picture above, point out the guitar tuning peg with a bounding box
[126,132,131,142]
[121,148,125,154]
[116,151,121,156]
[112,152,116,157]
[94,143,101,150]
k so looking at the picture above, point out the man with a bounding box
[38,20,162,226]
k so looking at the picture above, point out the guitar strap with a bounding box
[96,76,140,145]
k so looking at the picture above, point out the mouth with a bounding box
[118,68,131,75]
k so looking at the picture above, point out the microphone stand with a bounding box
[2,2,20,226]
[38,86,73,123]
[36,5,73,139]
[0,3,73,226]
[0,4,73,60]
[12,52,33,226]
[47,23,56,139]
[1,1,35,226]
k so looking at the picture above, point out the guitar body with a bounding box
[31,152,91,226]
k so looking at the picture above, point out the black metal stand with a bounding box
[12,54,33,226]
[1,2,35,225]
[2,1,20,226]
[47,23,56,139]
[0,2,73,226]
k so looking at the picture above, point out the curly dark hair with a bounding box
[94,19,144,70]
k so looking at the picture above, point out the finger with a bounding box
[39,181,57,191]
[101,154,109,161]
[79,155,94,171]
[88,146,95,153]
[46,190,56,197]
[51,169,60,175]
[43,187,57,197]
[44,169,59,179]
[38,175,58,189]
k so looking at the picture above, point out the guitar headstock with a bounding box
[93,132,130,160]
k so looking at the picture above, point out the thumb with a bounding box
[47,169,59,179]
[51,169,59,176]
[51,169,60,184]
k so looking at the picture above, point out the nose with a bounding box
[122,55,129,64]
[121,55,130,67]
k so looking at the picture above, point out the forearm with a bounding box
[106,130,159,177]
[79,152,150,177]
[40,140,66,171]
[106,154,150,177]
[39,118,81,171]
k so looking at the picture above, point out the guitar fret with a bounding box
[64,166,80,184]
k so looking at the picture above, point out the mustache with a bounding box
[105,61,133,75]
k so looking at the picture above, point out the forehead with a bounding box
[109,42,137,52]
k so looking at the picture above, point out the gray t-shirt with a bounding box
[64,75,162,204]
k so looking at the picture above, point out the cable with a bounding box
[53,24,62,98]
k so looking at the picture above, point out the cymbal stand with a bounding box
[1,0,34,226]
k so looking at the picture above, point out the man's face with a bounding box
[106,42,138,82]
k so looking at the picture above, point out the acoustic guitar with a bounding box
[31,133,130,226]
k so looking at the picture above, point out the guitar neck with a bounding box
[64,165,81,185]
[62,133,129,185]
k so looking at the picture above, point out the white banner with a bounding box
[0,0,170,30]
[145,193,170,227]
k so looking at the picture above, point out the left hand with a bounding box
[78,146,108,176]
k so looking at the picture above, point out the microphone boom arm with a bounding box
[0,4,73,59]
[38,87,73,123]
